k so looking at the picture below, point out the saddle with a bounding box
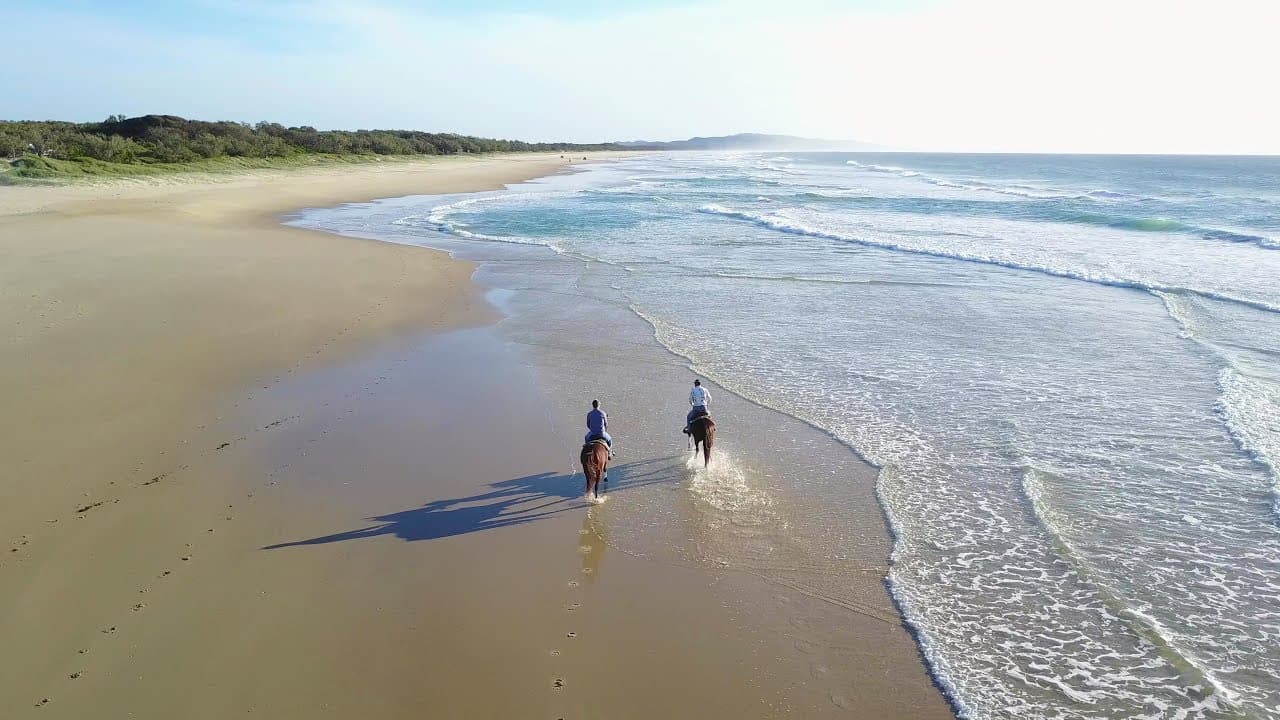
[583,436,609,450]
[683,411,713,434]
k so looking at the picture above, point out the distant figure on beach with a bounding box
[582,399,612,500]
[684,380,716,466]
[585,399,613,457]
[684,379,711,434]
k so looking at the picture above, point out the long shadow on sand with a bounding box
[263,458,673,549]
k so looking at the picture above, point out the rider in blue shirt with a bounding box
[585,399,613,456]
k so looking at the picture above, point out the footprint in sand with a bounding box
[552,678,565,691]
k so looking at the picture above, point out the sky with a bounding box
[4,0,1278,153]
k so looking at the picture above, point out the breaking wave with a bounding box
[837,161,1274,232]
[394,195,554,247]
[846,160,1075,198]
[1063,212,1277,248]
[697,204,1280,315]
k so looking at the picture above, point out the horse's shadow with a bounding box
[263,458,671,550]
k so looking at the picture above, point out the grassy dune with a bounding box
[2,153,465,184]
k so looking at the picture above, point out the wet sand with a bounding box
[0,155,952,718]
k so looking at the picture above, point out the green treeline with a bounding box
[0,115,619,166]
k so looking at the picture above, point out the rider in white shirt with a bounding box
[685,379,711,433]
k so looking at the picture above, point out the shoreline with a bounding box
[290,168,955,716]
[1,152,952,718]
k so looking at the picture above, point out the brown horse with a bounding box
[690,415,715,467]
[580,439,610,500]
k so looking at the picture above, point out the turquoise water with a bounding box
[297,153,1280,719]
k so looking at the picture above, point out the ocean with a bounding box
[294,152,1280,719]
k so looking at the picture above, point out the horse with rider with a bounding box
[682,379,715,467]
[579,378,716,499]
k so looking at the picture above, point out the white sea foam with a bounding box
[680,181,1280,717]
[1021,467,1243,707]
[402,194,558,248]
[1219,370,1280,517]
[685,449,776,525]
[842,159,1177,202]
[847,160,911,174]
[1155,291,1280,518]
[697,204,1280,315]
[637,299,1222,716]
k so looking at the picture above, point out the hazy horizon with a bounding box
[5,0,1278,155]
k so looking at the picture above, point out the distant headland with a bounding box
[619,133,882,151]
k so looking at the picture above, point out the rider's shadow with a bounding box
[263,459,671,549]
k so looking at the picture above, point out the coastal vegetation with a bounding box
[0,115,620,181]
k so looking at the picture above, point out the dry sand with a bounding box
[0,154,953,718]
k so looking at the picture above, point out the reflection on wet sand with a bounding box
[578,510,607,584]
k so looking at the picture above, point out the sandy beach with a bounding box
[1,154,951,718]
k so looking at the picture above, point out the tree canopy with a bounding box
[0,115,618,165]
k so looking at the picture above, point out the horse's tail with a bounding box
[703,421,715,466]
[581,443,606,485]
